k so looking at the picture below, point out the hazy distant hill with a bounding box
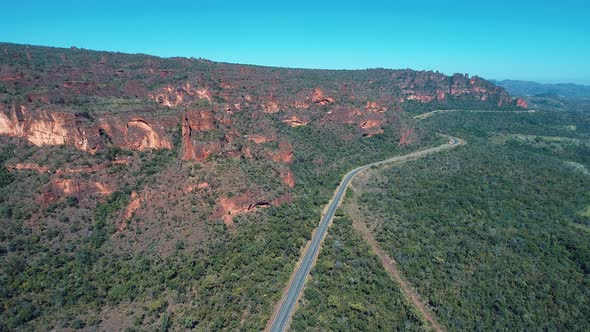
[491,79,590,99]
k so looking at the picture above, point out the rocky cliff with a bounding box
[0,43,526,224]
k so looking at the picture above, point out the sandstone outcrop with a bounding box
[399,129,415,145]
[184,182,210,193]
[262,100,280,113]
[6,163,50,173]
[312,88,335,105]
[517,98,528,108]
[247,134,275,144]
[211,191,293,225]
[37,178,114,205]
[150,83,212,107]
[280,168,296,188]
[271,141,294,164]
[180,109,224,161]
[364,101,387,113]
[282,115,310,127]
[0,105,173,153]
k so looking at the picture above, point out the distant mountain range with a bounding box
[491,79,590,99]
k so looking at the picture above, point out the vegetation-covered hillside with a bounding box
[336,110,590,331]
[0,43,526,330]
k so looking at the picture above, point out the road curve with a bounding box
[267,135,464,332]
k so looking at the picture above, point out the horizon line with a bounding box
[3,40,589,87]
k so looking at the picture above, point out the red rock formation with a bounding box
[280,168,296,188]
[185,110,215,131]
[517,98,528,108]
[323,106,362,124]
[271,141,294,164]
[364,127,384,137]
[312,88,335,105]
[292,100,311,109]
[126,119,173,150]
[282,115,310,127]
[399,129,415,145]
[118,190,153,232]
[196,88,212,102]
[364,101,387,113]
[243,146,252,158]
[247,134,275,144]
[211,193,256,225]
[123,191,141,219]
[220,82,235,89]
[184,182,210,193]
[150,83,212,107]
[0,106,173,153]
[263,100,280,113]
[405,93,435,103]
[38,178,114,205]
[211,191,293,225]
[360,119,381,129]
[6,163,50,173]
[181,110,223,161]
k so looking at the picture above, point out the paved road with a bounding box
[267,135,464,332]
[413,109,537,120]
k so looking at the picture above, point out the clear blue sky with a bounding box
[2,0,589,84]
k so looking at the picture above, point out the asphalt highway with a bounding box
[267,135,463,332]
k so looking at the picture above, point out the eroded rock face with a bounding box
[185,110,215,131]
[210,193,257,225]
[126,119,173,150]
[291,100,311,109]
[282,115,310,127]
[181,110,222,161]
[6,163,50,173]
[517,98,528,108]
[405,94,435,103]
[211,191,292,225]
[38,178,114,205]
[312,88,335,105]
[397,72,518,108]
[150,83,212,107]
[184,182,210,193]
[271,141,294,164]
[0,105,173,153]
[399,129,415,145]
[280,168,296,188]
[262,100,280,113]
[364,101,387,113]
[247,134,275,144]
[123,191,141,220]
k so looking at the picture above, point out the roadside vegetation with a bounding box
[291,212,426,331]
[0,117,442,330]
[344,110,590,330]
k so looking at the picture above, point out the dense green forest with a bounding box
[291,211,426,331]
[0,116,442,330]
[1,42,585,331]
[344,110,590,330]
